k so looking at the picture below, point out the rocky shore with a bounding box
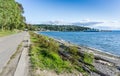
[35,32,120,76]
[54,38,120,76]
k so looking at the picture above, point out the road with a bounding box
[14,32,30,76]
[0,32,27,73]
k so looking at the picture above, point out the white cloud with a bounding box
[80,19,91,23]
[90,21,120,30]
[40,20,120,30]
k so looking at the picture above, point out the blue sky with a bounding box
[16,0,120,30]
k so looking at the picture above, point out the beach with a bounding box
[36,31,120,76]
[52,37,120,76]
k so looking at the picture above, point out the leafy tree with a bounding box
[0,0,26,31]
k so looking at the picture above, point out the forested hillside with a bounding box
[0,0,26,31]
[31,24,96,31]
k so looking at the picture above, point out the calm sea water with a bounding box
[39,31,120,56]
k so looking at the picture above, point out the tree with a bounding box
[0,0,26,31]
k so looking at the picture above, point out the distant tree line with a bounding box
[30,24,97,32]
[0,0,26,31]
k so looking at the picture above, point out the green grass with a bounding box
[29,32,95,75]
[29,32,73,74]
[30,46,73,73]
[0,30,17,37]
[83,52,94,65]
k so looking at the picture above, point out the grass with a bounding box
[29,32,73,74]
[0,30,17,37]
[31,46,73,73]
[29,32,95,75]
[83,52,94,65]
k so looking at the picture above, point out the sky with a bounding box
[16,0,120,30]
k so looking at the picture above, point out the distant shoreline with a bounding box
[35,30,113,32]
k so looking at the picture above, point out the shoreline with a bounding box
[51,36,120,76]
[53,36,120,58]
[36,31,120,59]
[37,31,120,58]
[78,44,120,58]
[35,32,120,76]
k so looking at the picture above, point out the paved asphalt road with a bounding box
[0,32,27,72]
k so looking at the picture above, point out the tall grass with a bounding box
[29,32,95,75]
[29,32,73,74]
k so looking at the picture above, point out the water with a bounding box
[39,31,120,56]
